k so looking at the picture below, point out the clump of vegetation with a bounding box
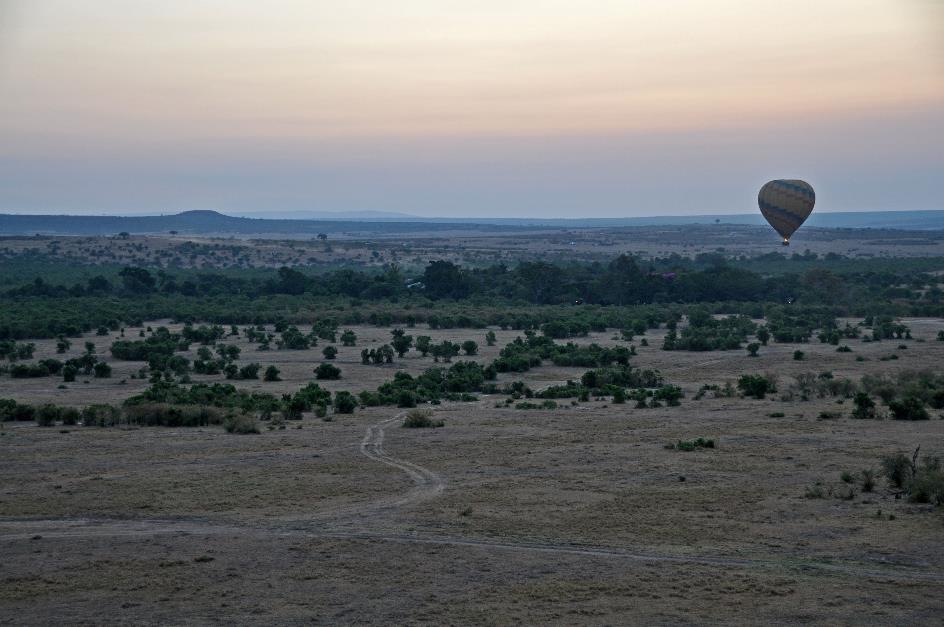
[665,437,715,451]
[340,330,357,346]
[860,469,877,493]
[515,400,558,410]
[333,391,357,414]
[81,404,122,427]
[804,482,827,499]
[402,409,444,428]
[314,363,341,380]
[737,374,776,399]
[850,392,877,419]
[888,396,929,421]
[123,403,227,427]
[263,365,281,381]
[35,404,61,427]
[662,308,755,352]
[881,448,944,505]
[223,413,259,434]
[785,372,856,401]
[361,345,396,365]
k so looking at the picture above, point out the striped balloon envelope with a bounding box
[757,179,815,245]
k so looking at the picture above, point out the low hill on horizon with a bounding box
[0,209,942,236]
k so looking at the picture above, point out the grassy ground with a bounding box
[1,319,943,624]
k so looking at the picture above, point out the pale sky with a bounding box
[1,0,942,217]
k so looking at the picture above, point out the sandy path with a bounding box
[358,413,445,509]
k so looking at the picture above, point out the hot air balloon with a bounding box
[758,179,815,245]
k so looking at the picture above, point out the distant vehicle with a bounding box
[758,179,815,246]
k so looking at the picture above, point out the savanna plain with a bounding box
[1,225,943,625]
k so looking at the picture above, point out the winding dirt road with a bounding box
[359,413,445,509]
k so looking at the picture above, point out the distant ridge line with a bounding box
[0,209,942,236]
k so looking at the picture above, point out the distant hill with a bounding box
[0,210,517,236]
[0,209,941,236]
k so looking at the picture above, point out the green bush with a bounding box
[60,407,80,426]
[738,374,776,399]
[35,404,60,427]
[850,392,876,419]
[263,365,281,381]
[237,363,260,380]
[334,391,357,414]
[122,403,223,427]
[653,385,684,406]
[81,404,122,427]
[314,363,341,380]
[888,396,929,421]
[340,330,357,346]
[667,437,715,451]
[397,390,417,408]
[402,409,444,428]
[93,362,112,378]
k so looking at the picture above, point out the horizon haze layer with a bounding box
[1,1,942,218]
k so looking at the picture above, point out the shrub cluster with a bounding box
[402,409,444,428]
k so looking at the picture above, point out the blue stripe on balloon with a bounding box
[771,180,814,201]
[758,199,805,227]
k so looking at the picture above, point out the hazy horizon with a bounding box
[2,1,942,218]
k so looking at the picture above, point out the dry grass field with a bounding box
[2,318,943,624]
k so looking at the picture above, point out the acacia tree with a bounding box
[415,336,432,356]
[756,327,771,346]
[432,340,459,363]
[391,331,413,357]
[340,330,357,346]
[378,344,395,364]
